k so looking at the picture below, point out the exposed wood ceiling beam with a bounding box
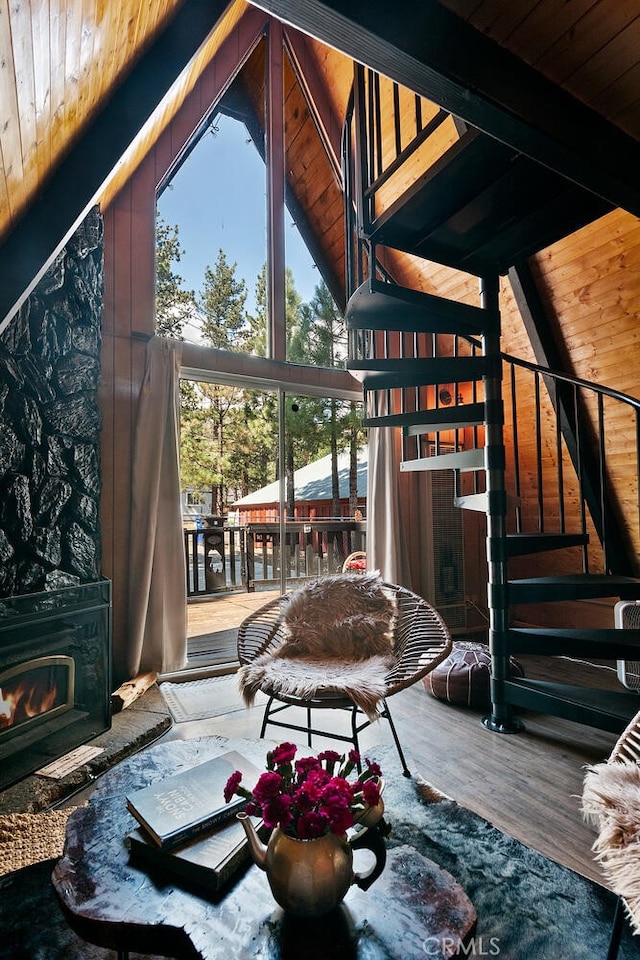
[266,20,287,361]
[283,27,343,182]
[248,0,640,219]
[0,0,230,332]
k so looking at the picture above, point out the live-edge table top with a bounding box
[51,736,476,959]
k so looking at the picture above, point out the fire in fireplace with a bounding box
[0,580,111,790]
[0,655,75,739]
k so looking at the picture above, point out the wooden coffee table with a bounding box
[52,737,476,959]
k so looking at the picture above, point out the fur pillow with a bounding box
[582,761,640,933]
[278,572,397,660]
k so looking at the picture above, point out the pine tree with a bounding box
[155,217,196,338]
[245,265,267,356]
[199,249,248,350]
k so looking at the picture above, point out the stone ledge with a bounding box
[0,685,172,815]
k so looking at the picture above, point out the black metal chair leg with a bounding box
[260,696,274,738]
[382,700,411,777]
[350,705,362,765]
[307,706,313,747]
[607,896,626,960]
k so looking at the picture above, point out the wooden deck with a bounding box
[169,589,632,887]
[183,589,280,674]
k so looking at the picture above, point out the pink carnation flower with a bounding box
[253,771,284,803]
[269,742,297,766]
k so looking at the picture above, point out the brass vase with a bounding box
[239,802,387,917]
[262,828,354,917]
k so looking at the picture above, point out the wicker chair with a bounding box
[236,580,453,777]
[582,710,640,959]
[342,551,368,574]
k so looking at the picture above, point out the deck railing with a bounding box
[183,520,367,598]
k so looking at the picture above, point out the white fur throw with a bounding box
[238,654,392,720]
[582,761,640,933]
[238,573,397,719]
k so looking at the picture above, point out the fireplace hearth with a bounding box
[0,579,111,790]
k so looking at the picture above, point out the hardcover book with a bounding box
[125,750,260,849]
[126,815,267,895]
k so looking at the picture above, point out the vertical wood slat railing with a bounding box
[183,521,367,597]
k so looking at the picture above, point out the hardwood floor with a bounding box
[162,651,630,889]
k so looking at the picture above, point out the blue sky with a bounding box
[157,114,320,315]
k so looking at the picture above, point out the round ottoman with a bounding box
[425,640,524,710]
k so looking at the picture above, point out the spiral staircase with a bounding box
[342,65,640,734]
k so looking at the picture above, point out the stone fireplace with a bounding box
[0,579,111,790]
[0,208,111,790]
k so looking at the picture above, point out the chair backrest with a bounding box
[342,551,367,573]
[237,579,453,695]
[609,710,640,764]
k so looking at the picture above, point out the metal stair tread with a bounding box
[509,573,640,602]
[500,677,639,733]
[508,627,640,658]
[454,492,489,512]
[349,356,491,391]
[345,278,495,336]
[400,448,484,473]
[364,403,485,430]
[405,406,486,435]
[506,532,589,557]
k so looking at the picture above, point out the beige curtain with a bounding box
[366,394,413,587]
[127,336,187,679]
[367,393,441,594]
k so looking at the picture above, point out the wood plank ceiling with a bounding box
[439,0,640,144]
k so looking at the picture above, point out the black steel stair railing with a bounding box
[503,354,640,578]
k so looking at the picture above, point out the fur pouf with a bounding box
[582,760,640,933]
[238,573,397,719]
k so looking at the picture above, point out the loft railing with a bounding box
[342,86,400,306]
[352,64,452,241]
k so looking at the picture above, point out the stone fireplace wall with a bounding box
[0,207,104,598]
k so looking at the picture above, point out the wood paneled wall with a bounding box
[501,209,640,627]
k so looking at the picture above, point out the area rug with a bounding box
[2,741,639,959]
[0,808,82,876]
[383,772,640,959]
[159,674,262,722]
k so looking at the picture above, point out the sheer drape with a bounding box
[126,337,187,679]
[367,394,438,594]
[366,393,412,586]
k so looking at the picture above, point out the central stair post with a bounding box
[480,276,521,733]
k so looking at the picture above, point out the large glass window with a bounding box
[180,378,365,596]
